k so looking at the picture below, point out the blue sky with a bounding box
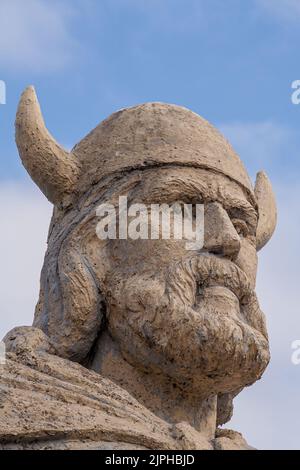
[0,0,300,450]
[1,0,300,181]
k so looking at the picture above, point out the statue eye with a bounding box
[231,218,249,237]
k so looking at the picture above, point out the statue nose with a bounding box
[204,202,241,258]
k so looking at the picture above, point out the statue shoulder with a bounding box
[0,327,175,450]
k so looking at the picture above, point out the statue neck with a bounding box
[89,330,217,440]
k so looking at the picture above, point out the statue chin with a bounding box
[108,281,270,398]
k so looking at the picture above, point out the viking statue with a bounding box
[0,87,277,450]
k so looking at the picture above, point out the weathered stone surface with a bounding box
[0,327,212,450]
[0,87,277,450]
[214,429,255,450]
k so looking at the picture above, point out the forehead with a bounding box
[132,167,256,215]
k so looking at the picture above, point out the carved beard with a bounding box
[107,253,270,397]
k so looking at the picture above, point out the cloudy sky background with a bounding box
[0,0,300,449]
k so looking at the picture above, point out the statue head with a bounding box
[16,87,277,424]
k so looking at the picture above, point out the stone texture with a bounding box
[214,429,255,450]
[0,87,277,450]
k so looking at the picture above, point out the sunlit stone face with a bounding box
[86,167,270,398]
[17,92,275,395]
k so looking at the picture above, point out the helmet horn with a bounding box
[255,171,277,251]
[15,86,80,205]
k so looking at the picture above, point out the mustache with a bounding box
[166,253,267,339]
[166,253,252,305]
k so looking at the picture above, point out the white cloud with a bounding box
[0,181,52,337]
[256,0,300,22]
[0,0,80,71]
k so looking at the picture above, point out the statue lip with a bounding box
[190,252,252,303]
[189,254,267,338]
[195,280,267,340]
[197,277,246,304]
[200,284,240,304]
